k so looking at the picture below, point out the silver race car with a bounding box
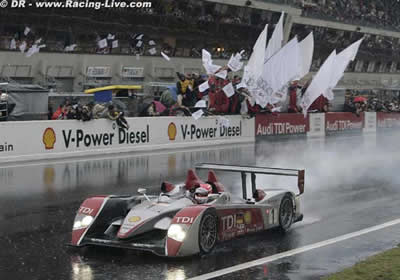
[70,163,305,257]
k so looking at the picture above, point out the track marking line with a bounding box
[188,218,400,280]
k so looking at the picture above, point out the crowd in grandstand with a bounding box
[301,0,400,31]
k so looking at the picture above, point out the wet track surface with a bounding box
[1,134,400,280]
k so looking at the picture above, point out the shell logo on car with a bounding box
[129,216,141,223]
[43,128,56,150]
[168,122,177,141]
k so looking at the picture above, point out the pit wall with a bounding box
[255,112,397,139]
[0,112,397,164]
[0,116,254,164]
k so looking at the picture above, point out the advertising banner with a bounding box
[377,112,400,129]
[325,112,364,134]
[255,114,308,137]
[0,116,254,163]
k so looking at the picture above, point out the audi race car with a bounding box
[70,164,305,257]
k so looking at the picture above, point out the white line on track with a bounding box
[188,218,400,280]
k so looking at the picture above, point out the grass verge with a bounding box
[322,245,400,280]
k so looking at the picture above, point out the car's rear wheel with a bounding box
[198,210,218,254]
[278,194,294,232]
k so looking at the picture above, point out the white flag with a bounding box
[228,53,244,72]
[199,81,210,92]
[298,32,314,79]
[112,40,119,49]
[301,50,337,116]
[192,109,204,120]
[247,24,268,81]
[98,39,107,48]
[24,27,31,36]
[265,12,284,61]
[223,83,235,98]
[148,48,157,55]
[215,70,227,79]
[65,44,77,52]
[26,44,40,57]
[202,49,212,65]
[10,39,16,50]
[161,51,171,61]
[195,100,207,108]
[326,38,363,100]
[149,40,156,46]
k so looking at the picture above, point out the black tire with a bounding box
[198,209,218,254]
[278,194,294,232]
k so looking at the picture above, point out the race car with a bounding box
[70,163,305,257]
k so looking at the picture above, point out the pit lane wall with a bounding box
[0,116,254,163]
[255,112,397,138]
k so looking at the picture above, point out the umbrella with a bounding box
[167,86,178,101]
[353,96,367,103]
[153,101,167,113]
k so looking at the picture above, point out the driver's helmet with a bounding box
[194,184,212,204]
[0,93,8,102]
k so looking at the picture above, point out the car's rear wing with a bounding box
[196,163,305,199]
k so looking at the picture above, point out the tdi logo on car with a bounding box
[79,206,94,215]
[176,217,194,224]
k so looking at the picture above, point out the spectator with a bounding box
[208,75,230,114]
[309,94,329,113]
[288,80,302,113]
[176,72,196,107]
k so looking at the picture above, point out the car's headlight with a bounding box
[73,214,94,230]
[167,224,189,242]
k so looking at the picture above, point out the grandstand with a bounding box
[0,0,400,95]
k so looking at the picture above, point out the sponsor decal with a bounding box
[43,128,56,150]
[79,206,94,215]
[257,123,306,135]
[168,122,177,141]
[0,142,14,153]
[325,113,364,132]
[244,211,252,225]
[62,126,150,148]
[218,209,264,241]
[377,113,400,128]
[256,115,307,136]
[180,121,242,140]
[326,120,362,131]
[176,217,194,224]
[128,216,141,223]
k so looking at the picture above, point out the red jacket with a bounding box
[208,77,230,114]
[288,85,299,113]
[309,95,328,112]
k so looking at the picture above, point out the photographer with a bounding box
[106,104,129,130]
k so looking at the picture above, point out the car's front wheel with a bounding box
[198,209,218,254]
[278,194,294,232]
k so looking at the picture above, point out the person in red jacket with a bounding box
[288,80,301,113]
[208,75,230,114]
[309,94,329,112]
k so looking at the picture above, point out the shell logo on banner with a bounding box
[43,128,56,150]
[168,122,177,141]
